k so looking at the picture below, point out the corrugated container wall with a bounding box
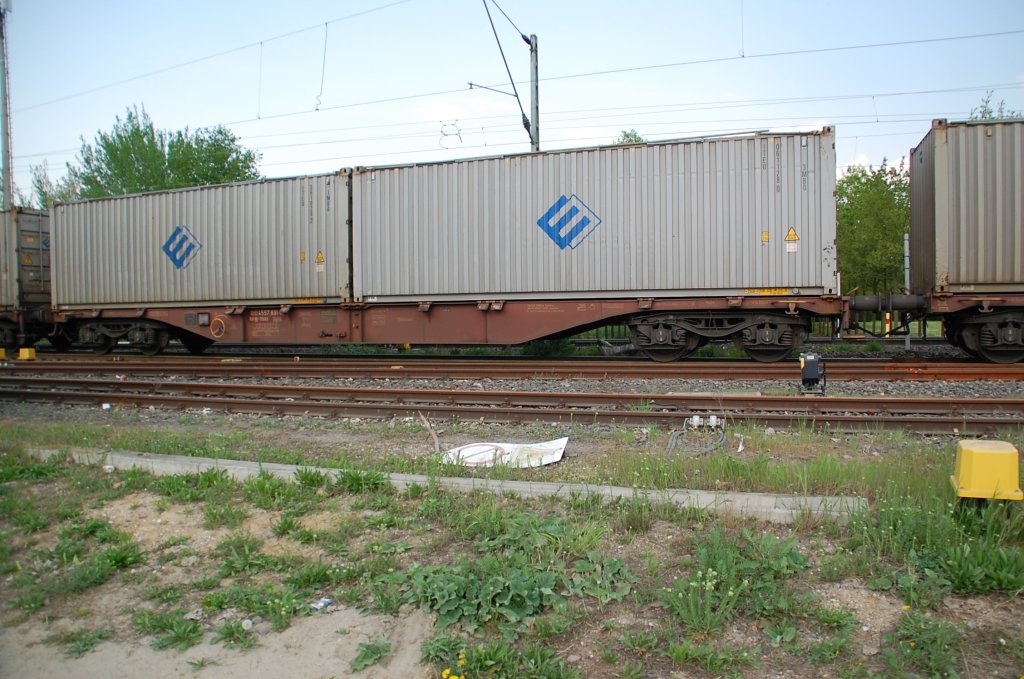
[353,129,837,302]
[52,175,350,309]
[1,209,50,310]
[911,119,1024,294]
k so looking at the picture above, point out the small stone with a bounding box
[862,644,880,656]
[566,655,581,664]
[254,622,273,636]
[765,427,776,436]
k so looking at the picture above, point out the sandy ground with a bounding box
[0,605,435,679]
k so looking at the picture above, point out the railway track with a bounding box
[4,355,1023,381]
[2,375,1021,435]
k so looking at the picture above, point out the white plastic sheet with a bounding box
[442,437,568,468]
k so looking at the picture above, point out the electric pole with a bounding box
[528,33,538,152]
[0,3,13,211]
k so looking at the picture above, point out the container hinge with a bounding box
[318,330,334,338]
[227,306,246,315]
[637,298,654,310]
[727,297,743,307]
[279,305,292,315]
[490,301,504,311]
[418,302,432,312]
[133,308,147,318]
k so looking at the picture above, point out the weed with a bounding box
[662,567,745,636]
[284,560,338,592]
[215,533,270,577]
[350,636,391,671]
[202,501,248,529]
[156,468,235,503]
[242,470,302,510]
[882,610,962,677]
[212,620,257,650]
[293,467,330,489]
[147,583,185,604]
[663,638,761,673]
[187,657,219,671]
[621,629,659,656]
[620,660,646,679]
[272,513,299,536]
[44,627,114,658]
[336,469,388,494]
[598,642,619,664]
[133,609,204,651]
[419,633,465,665]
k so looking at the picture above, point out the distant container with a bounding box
[0,209,50,310]
[910,119,1024,294]
[352,129,837,302]
[52,175,350,309]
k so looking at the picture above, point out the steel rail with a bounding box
[2,377,1020,435]
[2,376,1022,417]
[5,356,1024,381]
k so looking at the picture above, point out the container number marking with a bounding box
[162,225,202,270]
[537,194,602,250]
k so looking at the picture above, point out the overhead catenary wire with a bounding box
[480,0,530,141]
[11,0,414,114]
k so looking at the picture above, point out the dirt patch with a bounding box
[0,606,435,679]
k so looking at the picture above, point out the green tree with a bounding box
[969,91,1022,121]
[613,129,645,144]
[28,161,80,209]
[836,160,909,294]
[32,105,260,206]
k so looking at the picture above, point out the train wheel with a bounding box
[641,347,692,362]
[91,335,115,355]
[139,329,170,356]
[975,346,1024,364]
[179,333,214,355]
[741,346,794,363]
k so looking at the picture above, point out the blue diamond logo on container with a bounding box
[537,194,602,250]
[162,225,202,270]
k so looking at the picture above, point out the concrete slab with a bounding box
[28,448,866,524]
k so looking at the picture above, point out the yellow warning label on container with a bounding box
[743,288,790,296]
[315,251,325,264]
[760,230,770,243]
[300,251,307,263]
[22,256,33,265]
[785,227,800,242]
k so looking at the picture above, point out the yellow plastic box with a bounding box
[950,440,1023,501]
[18,348,36,361]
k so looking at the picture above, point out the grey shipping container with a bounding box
[52,174,350,309]
[911,119,1024,294]
[0,209,51,310]
[353,129,837,302]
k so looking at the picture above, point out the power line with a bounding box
[211,30,1024,130]
[480,0,530,140]
[14,81,1013,161]
[536,28,1024,85]
[490,0,527,41]
[12,0,414,114]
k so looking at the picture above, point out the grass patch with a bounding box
[44,626,114,658]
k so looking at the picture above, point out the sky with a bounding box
[5,0,1024,202]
